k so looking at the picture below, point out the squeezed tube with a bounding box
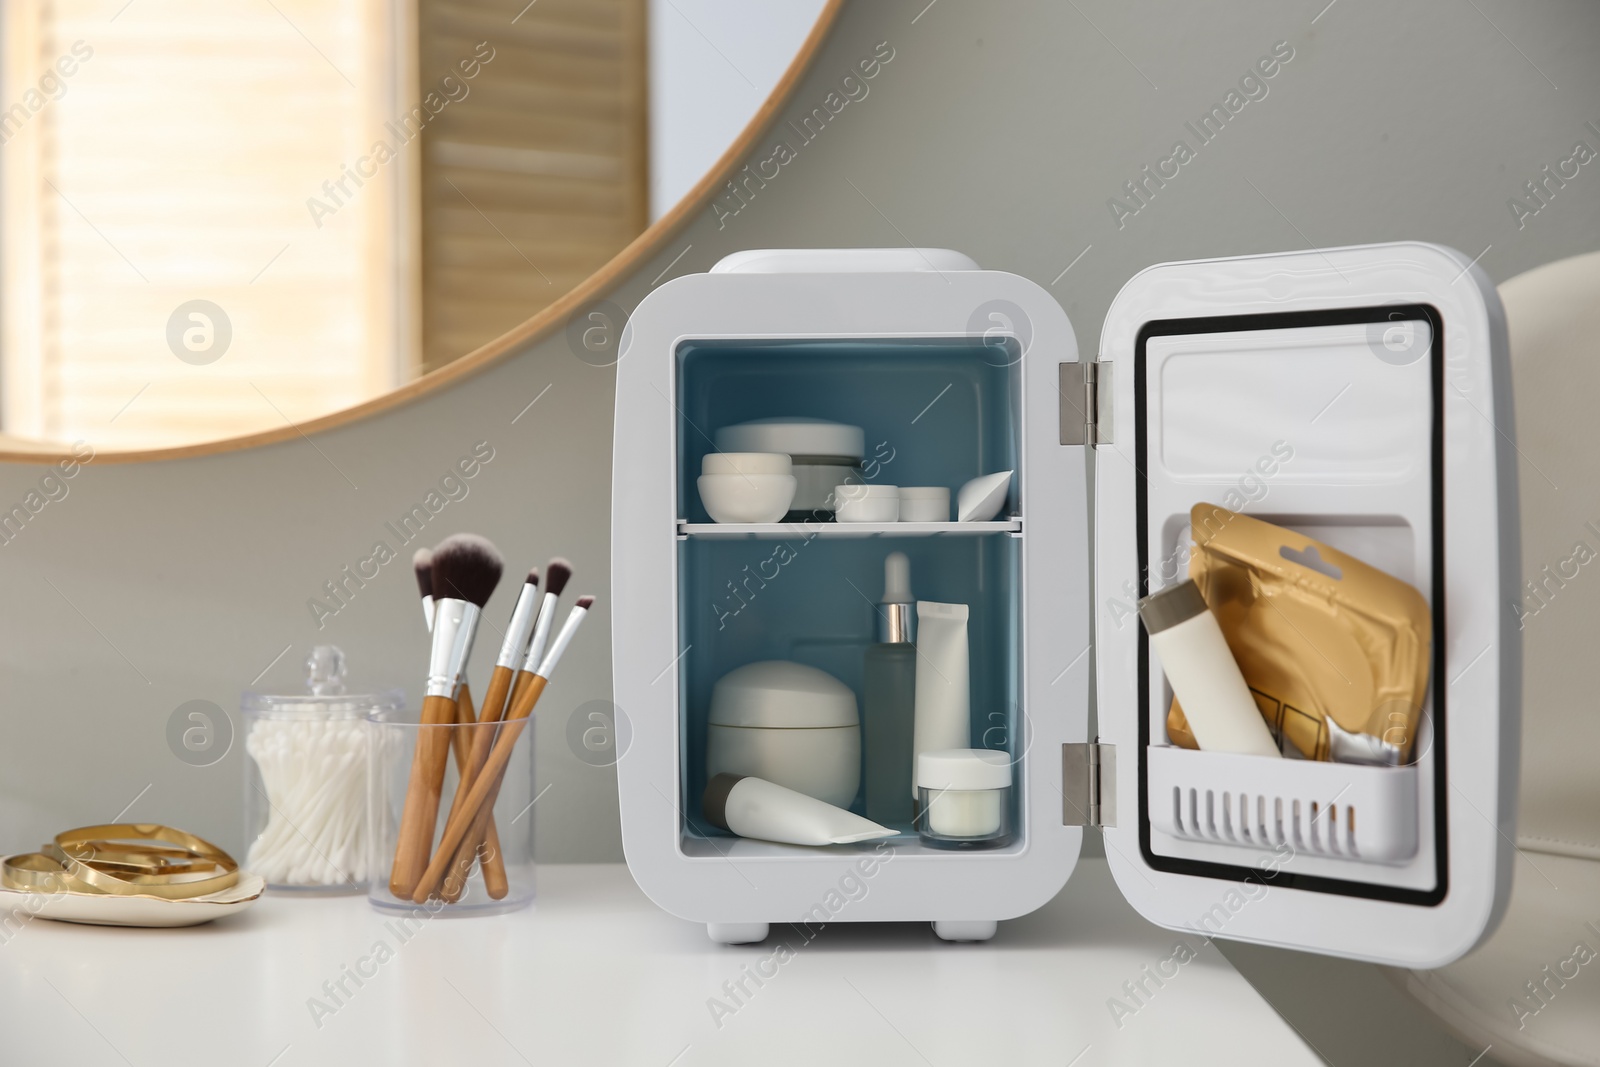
[911,602,971,798]
[703,775,896,846]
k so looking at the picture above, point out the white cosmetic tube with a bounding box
[703,775,896,846]
[1138,580,1281,758]
[911,601,971,798]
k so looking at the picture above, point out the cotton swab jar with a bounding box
[242,646,401,892]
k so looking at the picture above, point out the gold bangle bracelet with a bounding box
[4,852,235,898]
[41,843,229,884]
[52,841,208,864]
[51,825,239,899]
[2,853,73,894]
[41,842,227,878]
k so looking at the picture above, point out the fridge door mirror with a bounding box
[1093,243,1520,968]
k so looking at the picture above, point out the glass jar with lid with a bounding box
[242,646,402,892]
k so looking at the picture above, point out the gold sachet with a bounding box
[1165,504,1431,763]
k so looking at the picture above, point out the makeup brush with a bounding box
[437,567,538,901]
[413,548,434,631]
[410,542,507,901]
[479,568,542,728]
[414,544,511,902]
[415,595,595,903]
[389,534,502,900]
[510,558,570,712]
[439,558,569,899]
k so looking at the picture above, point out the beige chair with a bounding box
[1392,250,1600,1067]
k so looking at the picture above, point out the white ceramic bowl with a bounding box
[898,486,951,522]
[835,483,899,523]
[697,473,797,523]
[702,451,792,476]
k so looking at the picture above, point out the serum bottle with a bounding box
[864,551,917,826]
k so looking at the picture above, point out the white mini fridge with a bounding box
[610,243,1519,968]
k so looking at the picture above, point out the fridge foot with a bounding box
[706,922,769,944]
[933,919,997,942]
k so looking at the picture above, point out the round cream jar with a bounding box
[705,660,860,809]
[915,748,1012,848]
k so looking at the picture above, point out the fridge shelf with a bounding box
[678,519,1021,540]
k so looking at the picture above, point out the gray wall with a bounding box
[9,0,1596,865]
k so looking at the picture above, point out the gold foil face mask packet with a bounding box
[1165,504,1432,763]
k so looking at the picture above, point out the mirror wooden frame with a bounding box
[0,0,844,467]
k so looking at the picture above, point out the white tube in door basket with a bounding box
[1137,579,1279,758]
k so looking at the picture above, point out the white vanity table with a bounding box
[0,860,1318,1066]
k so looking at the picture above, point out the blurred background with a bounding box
[0,0,827,451]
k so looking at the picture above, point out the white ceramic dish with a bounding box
[697,473,797,523]
[714,418,864,460]
[956,470,1013,522]
[898,486,951,522]
[702,452,792,476]
[0,870,266,928]
[835,483,899,523]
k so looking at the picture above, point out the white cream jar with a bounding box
[915,748,1012,848]
[705,660,860,809]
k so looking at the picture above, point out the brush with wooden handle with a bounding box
[439,567,541,901]
[438,559,569,899]
[388,534,502,900]
[474,567,545,735]
[414,595,594,903]
[413,546,509,901]
[510,559,571,714]
[443,683,504,901]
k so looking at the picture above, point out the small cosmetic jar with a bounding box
[835,483,900,523]
[715,418,865,518]
[697,452,796,523]
[915,749,1012,848]
[897,486,950,523]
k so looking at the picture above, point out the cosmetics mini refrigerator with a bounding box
[610,243,1519,968]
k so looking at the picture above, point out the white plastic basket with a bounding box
[1147,746,1418,865]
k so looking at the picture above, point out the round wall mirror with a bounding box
[0,0,837,455]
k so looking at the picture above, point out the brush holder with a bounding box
[366,707,536,916]
[242,646,402,893]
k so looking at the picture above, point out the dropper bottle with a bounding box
[864,551,917,827]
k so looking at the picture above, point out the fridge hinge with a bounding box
[1061,741,1117,828]
[1058,361,1113,446]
